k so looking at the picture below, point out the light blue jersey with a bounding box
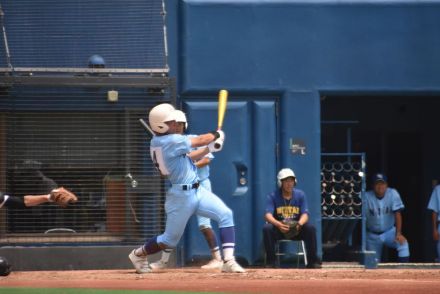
[150,134,198,185]
[187,134,214,182]
[365,187,404,234]
[197,152,214,182]
[365,187,409,262]
[428,185,440,220]
[427,185,440,261]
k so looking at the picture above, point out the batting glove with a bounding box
[217,130,225,141]
[208,138,224,153]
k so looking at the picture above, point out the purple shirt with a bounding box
[265,188,309,222]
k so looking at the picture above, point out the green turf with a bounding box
[0,288,224,294]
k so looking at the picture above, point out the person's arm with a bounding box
[432,211,439,241]
[190,132,218,148]
[265,212,289,233]
[187,148,210,161]
[298,191,309,227]
[23,194,51,207]
[394,211,407,244]
[194,157,210,168]
[298,213,308,227]
[2,194,50,209]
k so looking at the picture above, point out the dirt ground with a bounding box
[1,267,440,294]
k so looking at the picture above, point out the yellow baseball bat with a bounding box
[217,89,228,130]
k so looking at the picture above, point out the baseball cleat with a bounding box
[149,260,168,270]
[221,259,246,273]
[128,250,152,274]
[201,259,223,270]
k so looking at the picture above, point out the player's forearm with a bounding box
[24,194,51,207]
[433,212,438,232]
[395,211,403,235]
[195,157,210,168]
[265,213,282,228]
[190,132,218,148]
[298,213,308,226]
[188,148,209,161]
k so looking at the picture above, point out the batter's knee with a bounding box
[218,207,234,228]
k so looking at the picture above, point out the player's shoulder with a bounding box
[364,190,375,199]
[386,187,400,196]
[293,188,306,198]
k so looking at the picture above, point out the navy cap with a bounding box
[373,173,387,183]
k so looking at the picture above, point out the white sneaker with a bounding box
[221,259,246,273]
[149,260,168,270]
[128,250,152,274]
[201,259,223,270]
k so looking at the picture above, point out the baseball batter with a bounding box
[427,183,440,262]
[365,173,410,263]
[128,103,245,273]
[150,110,223,270]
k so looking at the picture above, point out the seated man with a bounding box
[263,168,321,268]
[365,173,410,263]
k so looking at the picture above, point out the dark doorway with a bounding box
[321,95,440,262]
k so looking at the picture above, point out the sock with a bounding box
[140,236,162,255]
[160,249,173,263]
[220,226,235,262]
[211,246,222,261]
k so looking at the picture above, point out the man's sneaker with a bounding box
[201,259,223,270]
[221,259,246,273]
[128,250,152,273]
[306,262,322,269]
[149,260,168,270]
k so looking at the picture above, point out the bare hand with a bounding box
[278,223,290,233]
[395,233,407,245]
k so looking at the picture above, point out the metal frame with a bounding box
[0,67,169,74]
[321,152,367,253]
[0,74,172,88]
[275,240,308,268]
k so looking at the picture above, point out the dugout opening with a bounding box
[321,95,440,263]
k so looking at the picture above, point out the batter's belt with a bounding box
[172,182,200,191]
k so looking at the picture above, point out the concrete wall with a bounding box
[166,0,440,263]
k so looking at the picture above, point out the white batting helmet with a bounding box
[174,110,188,130]
[277,168,297,188]
[148,103,176,134]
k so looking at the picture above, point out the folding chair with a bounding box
[275,239,308,268]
